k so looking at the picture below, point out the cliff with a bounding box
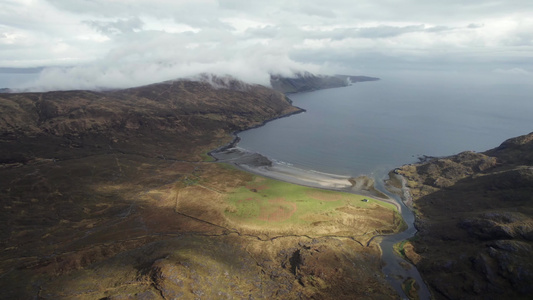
[393,132,533,299]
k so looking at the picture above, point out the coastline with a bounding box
[211,146,402,212]
[206,96,430,300]
[207,106,397,210]
[207,106,306,157]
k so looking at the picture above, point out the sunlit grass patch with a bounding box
[224,176,392,228]
[171,163,403,237]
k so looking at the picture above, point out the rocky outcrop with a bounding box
[276,239,395,299]
[485,133,533,165]
[460,212,533,240]
[394,132,533,299]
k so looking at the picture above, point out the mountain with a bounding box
[0,76,300,164]
[270,72,379,94]
[0,75,401,299]
[392,132,533,299]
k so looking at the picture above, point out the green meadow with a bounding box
[224,176,397,227]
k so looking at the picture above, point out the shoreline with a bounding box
[211,146,402,212]
[207,106,306,157]
[206,97,429,300]
[206,100,402,211]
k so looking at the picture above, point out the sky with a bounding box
[1,0,532,91]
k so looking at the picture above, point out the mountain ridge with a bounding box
[0,76,300,164]
[0,71,379,94]
[270,72,379,94]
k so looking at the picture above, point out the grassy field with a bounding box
[172,163,404,239]
[221,174,401,235]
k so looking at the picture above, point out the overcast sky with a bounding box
[1,0,532,90]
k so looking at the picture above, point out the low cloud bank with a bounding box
[14,49,321,92]
[3,1,533,91]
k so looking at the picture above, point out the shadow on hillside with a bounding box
[0,152,400,299]
[408,168,533,299]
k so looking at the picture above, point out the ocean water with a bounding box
[237,73,533,178]
[0,72,39,89]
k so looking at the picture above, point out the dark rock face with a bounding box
[395,132,533,300]
[460,212,529,240]
[485,133,533,165]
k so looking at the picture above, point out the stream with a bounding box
[216,75,533,299]
[374,175,432,299]
[212,145,432,299]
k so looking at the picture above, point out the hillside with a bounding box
[0,77,300,163]
[270,72,379,94]
[392,132,533,299]
[0,76,401,299]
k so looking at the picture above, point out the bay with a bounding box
[237,74,533,178]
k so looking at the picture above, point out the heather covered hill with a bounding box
[0,76,400,299]
[0,76,300,163]
[393,132,533,300]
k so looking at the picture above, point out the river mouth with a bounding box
[211,145,431,299]
[218,76,533,299]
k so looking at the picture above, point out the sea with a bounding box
[237,72,533,178]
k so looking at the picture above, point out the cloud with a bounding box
[2,0,533,90]
[83,17,144,36]
[356,25,426,38]
[15,28,320,91]
[492,67,531,76]
[467,23,484,29]
[297,3,336,18]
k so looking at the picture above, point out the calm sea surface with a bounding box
[237,75,533,178]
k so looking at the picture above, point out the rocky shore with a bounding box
[392,132,533,299]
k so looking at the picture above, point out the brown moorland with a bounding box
[0,76,402,299]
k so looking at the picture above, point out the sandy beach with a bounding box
[212,147,401,211]
[240,163,354,189]
[212,147,351,186]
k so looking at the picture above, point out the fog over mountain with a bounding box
[1,0,532,90]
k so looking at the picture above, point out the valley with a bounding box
[2,73,531,299]
[0,76,402,299]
